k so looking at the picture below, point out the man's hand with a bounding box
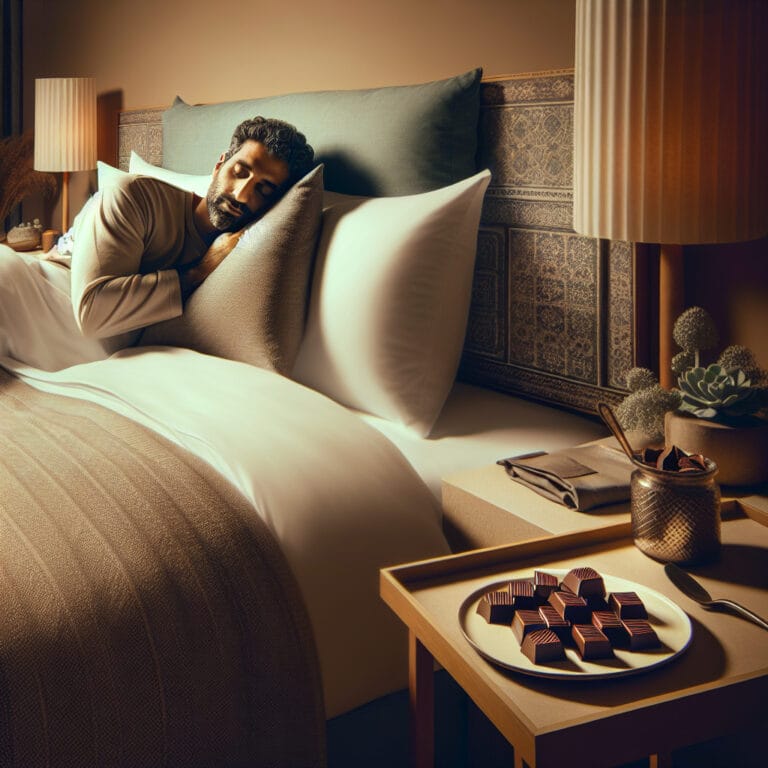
[178,230,244,301]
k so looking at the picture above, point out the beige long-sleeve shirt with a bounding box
[71,175,208,339]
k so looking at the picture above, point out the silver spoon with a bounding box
[664,563,768,631]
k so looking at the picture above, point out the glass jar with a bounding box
[630,459,721,564]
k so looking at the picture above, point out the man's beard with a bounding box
[205,176,252,232]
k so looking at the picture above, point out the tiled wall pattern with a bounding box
[117,110,162,170]
[461,71,633,412]
[118,71,635,413]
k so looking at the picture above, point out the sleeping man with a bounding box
[0,116,314,371]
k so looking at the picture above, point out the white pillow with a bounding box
[292,169,491,437]
[96,160,128,190]
[129,151,211,196]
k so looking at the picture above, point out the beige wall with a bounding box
[23,0,575,111]
[22,0,767,368]
[22,0,576,238]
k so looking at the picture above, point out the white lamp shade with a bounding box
[573,0,768,244]
[34,77,97,173]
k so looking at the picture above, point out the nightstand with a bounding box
[441,438,631,551]
[380,515,768,768]
[441,437,768,552]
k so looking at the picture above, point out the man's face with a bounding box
[205,139,290,232]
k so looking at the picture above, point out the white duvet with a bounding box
[2,346,450,718]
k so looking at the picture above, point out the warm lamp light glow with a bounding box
[34,77,97,233]
[573,0,768,386]
[573,0,768,245]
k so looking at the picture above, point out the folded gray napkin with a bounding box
[497,443,634,511]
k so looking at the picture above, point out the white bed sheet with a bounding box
[2,347,451,719]
[4,345,608,719]
[358,381,608,500]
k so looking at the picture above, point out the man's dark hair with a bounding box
[226,116,314,183]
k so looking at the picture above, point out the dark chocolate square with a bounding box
[533,570,559,602]
[571,624,613,660]
[477,590,516,625]
[521,628,565,664]
[609,591,648,619]
[548,590,591,624]
[511,609,546,645]
[621,619,660,650]
[562,567,606,598]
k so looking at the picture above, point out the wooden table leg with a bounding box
[409,630,434,768]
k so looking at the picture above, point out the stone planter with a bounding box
[665,411,768,487]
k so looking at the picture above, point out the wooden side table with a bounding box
[381,515,768,768]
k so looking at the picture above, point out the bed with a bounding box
[0,68,637,766]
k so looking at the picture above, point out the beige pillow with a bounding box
[140,165,323,374]
[292,169,491,437]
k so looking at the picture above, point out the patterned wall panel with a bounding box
[460,70,633,412]
[605,240,635,390]
[464,227,507,361]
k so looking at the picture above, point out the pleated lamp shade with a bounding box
[34,77,97,173]
[34,77,97,234]
[573,0,768,246]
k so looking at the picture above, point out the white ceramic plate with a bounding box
[459,569,692,680]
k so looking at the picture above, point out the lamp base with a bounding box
[659,244,684,390]
[61,170,70,234]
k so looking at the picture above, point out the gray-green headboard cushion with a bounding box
[162,68,482,197]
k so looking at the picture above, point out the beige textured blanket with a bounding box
[0,369,325,767]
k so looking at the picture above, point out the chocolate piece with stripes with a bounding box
[562,566,606,598]
[548,590,591,624]
[511,609,546,645]
[533,570,559,601]
[591,610,629,646]
[508,578,537,610]
[622,619,661,650]
[477,589,516,625]
[521,628,565,664]
[609,591,648,619]
[538,605,572,642]
[572,624,613,660]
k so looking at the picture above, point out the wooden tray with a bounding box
[381,512,768,768]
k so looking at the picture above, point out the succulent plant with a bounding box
[717,345,767,386]
[617,307,767,437]
[678,364,760,420]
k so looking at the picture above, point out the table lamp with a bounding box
[573,0,768,388]
[33,77,97,234]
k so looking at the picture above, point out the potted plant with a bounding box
[617,307,768,486]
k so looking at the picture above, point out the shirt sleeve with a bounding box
[70,179,184,338]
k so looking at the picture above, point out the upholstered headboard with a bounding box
[116,70,649,415]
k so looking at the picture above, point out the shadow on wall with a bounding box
[98,89,123,167]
